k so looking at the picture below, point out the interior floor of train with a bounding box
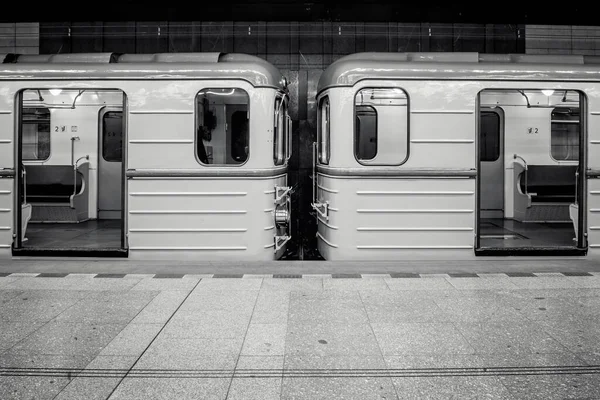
[22,220,121,249]
[479,218,576,249]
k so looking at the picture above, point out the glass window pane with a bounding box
[480,111,500,162]
[102,111,123,162]
[551,107,579,161]
[354,88,408,165]
[196,88,249,165]
[22,107,50,161]
[318,96,329,164]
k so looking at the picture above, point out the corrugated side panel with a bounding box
[0,179,13,257]
[587,179,600,252]
[127,175,286,261]
[316,174,476,260]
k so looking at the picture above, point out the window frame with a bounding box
[194,87,250,167]
[274,93,287,166]
[355,104,378,161]
[21,106,51,162]
[550,106,580,162]
[317,95,330,165]
[352,86,410,167]
[479,110,501,163]
[101,109,124,163]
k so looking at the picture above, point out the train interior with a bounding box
[477,89,584,252]
[16,89,125,254]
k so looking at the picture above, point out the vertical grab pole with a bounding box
[312,142,317,204]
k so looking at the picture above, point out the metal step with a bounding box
[523,203,571,223]
[30,205,78,223]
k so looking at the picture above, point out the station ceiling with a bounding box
[2,2,595,26]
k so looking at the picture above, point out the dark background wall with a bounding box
[34,21,526,258]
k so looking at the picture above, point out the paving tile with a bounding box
[476,352,590,368]
[261,278,323,292]
[384,354,486,369]
[323,278,389,291]
[285,355,387,370]
[564,276,600,288]
[0,289,24,303]
[508,277,583,289]
[228,377,282,400]
[454,321,570,354]
[535,318,600,353]
[289,291,369,324]
[53,292,156,324]
[0,353,93,369]
[0,320,46,352]
[241,323,287,356]
[129,290,189,324]
[499,374,600,400]
[130,277,199,291]
[384,278,455,291]
[108,378,231,400]
[371,323,476,355]
[446,277,519,290]
[286,322,382,357]
[250,291,290,324]
[161,311,251,339]
[511,296,599,321]
[98,323,163,356]
[8,322,126,357]
[133,337,241,370]
[237,355,284,370]
[391,376,513,400]
[433,296,528,322]
[180,292,258,315]
[281,377,399,400]
[195,278,262,291]
[0,376,71,400]
[2,277,142,291]
[0,277,23,288]
[361,292,448,323]
[53,356,137,400]
[0,292,83,322]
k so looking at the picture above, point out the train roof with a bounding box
[0,52,287,89]
[317,52,600,94]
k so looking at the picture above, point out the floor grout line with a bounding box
[103,279,203,399]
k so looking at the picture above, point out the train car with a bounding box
[0,52,292,261]
[313,52,600,260]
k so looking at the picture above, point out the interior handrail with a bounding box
[73,155,89,197]
[513,154,528,195]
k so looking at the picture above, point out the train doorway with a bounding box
[476,89,587,255]
[13,89,127,257]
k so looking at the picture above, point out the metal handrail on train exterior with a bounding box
[514,154,528,195]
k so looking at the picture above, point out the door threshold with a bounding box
[475,247,587,256]
[12,247,128,258]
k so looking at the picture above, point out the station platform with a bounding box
[1,258,600,399]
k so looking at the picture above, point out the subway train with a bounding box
[1,51,599,262]
[313,52,600,260]
[0,52,292,260]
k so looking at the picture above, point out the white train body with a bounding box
[313,52,600,260]
[0,53,292,260]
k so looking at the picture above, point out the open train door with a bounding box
[476,89,587,255]
[12,88,127,257]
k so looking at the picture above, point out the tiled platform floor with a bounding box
[1,269,600,399]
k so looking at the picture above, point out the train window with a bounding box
[22,107,50,161]
[196,88,249,166]
[354,88,408,165]
[551,107,580,161]
[356,106,377,160]
[102,111,123,162]
[480,111,500,162]
[318,96,330,164]
[274,96,287,165]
